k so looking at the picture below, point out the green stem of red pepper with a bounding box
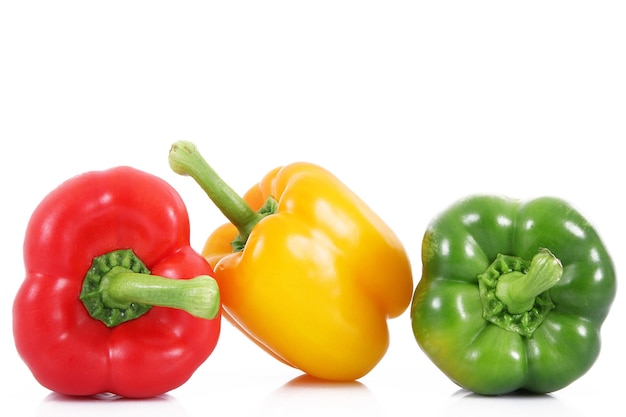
[168,141,277,251]
[80,249,220,327]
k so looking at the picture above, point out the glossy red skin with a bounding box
[13,166,221,398]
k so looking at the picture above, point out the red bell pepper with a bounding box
[13,166,221,398]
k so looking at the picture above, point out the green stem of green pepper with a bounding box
[495,248,563,314]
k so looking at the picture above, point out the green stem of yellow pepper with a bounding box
[168,141,276,250]
[495,248,563,314]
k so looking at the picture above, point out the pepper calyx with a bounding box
[231,196,278,252]
[80,249,220,327]
[478,248,562,337]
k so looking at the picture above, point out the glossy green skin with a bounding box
[411,195,616,395]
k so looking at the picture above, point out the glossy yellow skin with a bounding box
[203,162,413,381]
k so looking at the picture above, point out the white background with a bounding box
[1,1,624,416]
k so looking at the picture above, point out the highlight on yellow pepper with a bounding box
[169,141,414,381]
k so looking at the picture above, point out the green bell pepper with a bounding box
[411,195,616,395]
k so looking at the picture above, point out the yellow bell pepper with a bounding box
[169,141,413,381]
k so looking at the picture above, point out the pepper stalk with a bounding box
[495,248,563,314]
[478,248,563,337]
[168,140,278,251]
[80,249,220,327]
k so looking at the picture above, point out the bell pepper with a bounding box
[410,195,616,395]
[168,141,413,381]
[13,166,221,398]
